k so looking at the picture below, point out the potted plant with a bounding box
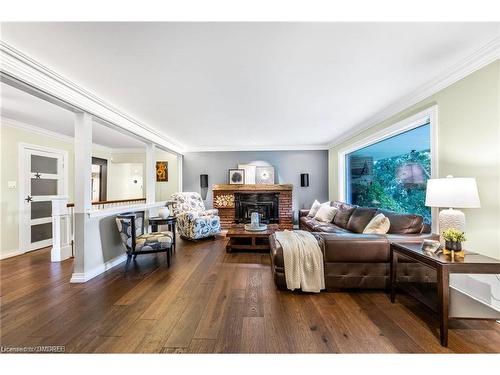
[442,228,466,252]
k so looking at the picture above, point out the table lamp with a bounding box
[425,175,480,238]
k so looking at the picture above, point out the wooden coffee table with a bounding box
[225,224,279,253]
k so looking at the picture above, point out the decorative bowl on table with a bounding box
[244,223,268,231]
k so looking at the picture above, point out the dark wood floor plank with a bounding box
[260,267,294,353]
[350,293,425,353]
[187,338,216,353]
[213,289,245,353]
[241,317,266,353]
[2,238,499,353]
[243,268,264,317]
[163,273,218,348]
[193,265,237,340]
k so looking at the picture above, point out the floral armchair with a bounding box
[170,192,221,240]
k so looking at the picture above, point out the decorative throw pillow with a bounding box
[313,205,338,223]
[363,213,390,234]
[307,200,323,218]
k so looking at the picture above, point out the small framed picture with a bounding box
[228,169,245,185]
[256,166,275,184]
[156,161,168,182]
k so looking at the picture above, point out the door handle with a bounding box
[25,195,33,203]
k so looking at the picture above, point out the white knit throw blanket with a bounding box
[275,230,325,293]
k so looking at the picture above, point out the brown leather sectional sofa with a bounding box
[270,201,437,290]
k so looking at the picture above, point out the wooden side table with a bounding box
[390,242,500,347]
[149,216,177,252]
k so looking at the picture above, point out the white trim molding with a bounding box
[1,116,149,155]
[0,249,24,260]
[337,105,439,232]
[1,116,74,143]
[0,41,185,154]
[184,144,330,152]
[70,254,127,283]
[328,37,500,149]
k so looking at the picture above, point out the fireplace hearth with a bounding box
[234,193,279,224]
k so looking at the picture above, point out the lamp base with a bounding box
[439,208,465,244]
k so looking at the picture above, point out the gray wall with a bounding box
[183,150,329,221]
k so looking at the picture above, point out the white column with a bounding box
[71,112,92,282]
[146,142,156,204]
[177,154,183,192]
[51,196,72,262]
[74,112,93,213]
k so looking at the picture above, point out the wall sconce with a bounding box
[300,173,309,187]
[200,174,209,200]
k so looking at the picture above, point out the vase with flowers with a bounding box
[442,228,466,256]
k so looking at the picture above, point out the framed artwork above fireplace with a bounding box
[228,169,245,184]
[256,166,275,184]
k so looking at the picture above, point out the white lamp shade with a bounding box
[425,177,481,208]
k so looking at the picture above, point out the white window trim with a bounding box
[337,105,439,233]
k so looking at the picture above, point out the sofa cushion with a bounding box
[376,209,424,234]
[315,224,350,234]
[363,213,390,234]
[333,203,357,228]
[313,205,338,222]
[346,207,378,233]
[331,201,344,209]
[307,200,323,218]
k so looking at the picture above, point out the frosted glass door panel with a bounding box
[31,178,58,196]
[31,222,52,243]
[31,201,52,220]
[31,154,58,174]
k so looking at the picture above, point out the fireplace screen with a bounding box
[234,193,279,224]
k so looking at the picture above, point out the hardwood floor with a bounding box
[1,237,500,353]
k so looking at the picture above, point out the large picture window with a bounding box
[345,123,432,223]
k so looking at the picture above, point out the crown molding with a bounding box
[0,41,186,154]
[1,116,74,142]
[184,144,330,152]
[109,148,147,154]
[327,37,500,149]
[0,116,145,154]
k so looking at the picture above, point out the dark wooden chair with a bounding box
[115,212,173,271]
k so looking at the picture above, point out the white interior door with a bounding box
[20,146,66,252]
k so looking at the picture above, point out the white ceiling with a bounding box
[1,22,499,151]
[0,82,146,149]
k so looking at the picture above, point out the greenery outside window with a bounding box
[345,123,432,223]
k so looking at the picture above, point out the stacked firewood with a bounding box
[214,194,235,208]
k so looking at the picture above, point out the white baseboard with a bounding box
[0,249,24,260]
[51,244,72,262]
[70,254,126,283]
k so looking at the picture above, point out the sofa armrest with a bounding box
[299,209,310,218]
[386,233,440,243]
[199,209,219,216]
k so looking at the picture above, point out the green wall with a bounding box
[329,60,500,258]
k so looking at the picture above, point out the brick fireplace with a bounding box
[212,184,293,230]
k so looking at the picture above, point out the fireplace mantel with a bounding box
[212,184,293,230]
[212,184,292,191]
